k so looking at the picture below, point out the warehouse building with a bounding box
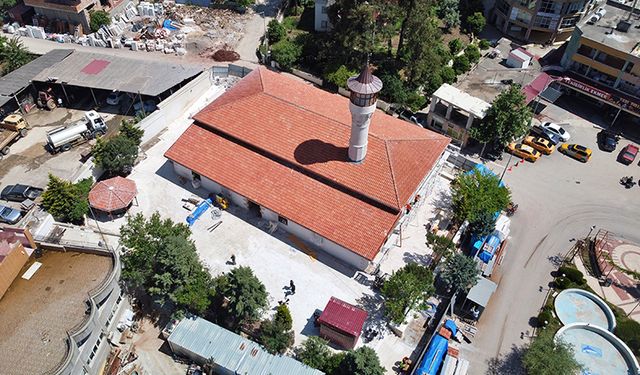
[165,66,449,271]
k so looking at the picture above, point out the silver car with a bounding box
[0,205,21,224]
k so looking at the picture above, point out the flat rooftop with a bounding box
[578,2,640,55]
[0,251,112,375]
[453,38,540,104]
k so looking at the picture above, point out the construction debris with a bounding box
[3,0,250,58]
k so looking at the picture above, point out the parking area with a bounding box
[88,80,455,372]
[0,106,127,225]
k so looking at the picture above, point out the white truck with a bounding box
[46,111,107,153]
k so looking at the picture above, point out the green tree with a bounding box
[119,119,144,145]
[41,174,92,224]
[339,347,385,375]
[478,38,491,49]
[295,336,333,371]
[438,0,460,29]
[381,263,435,324]
[0,36,33,75]
[0,0,16,15]
[267,19,287,43]
[450,168,511,223]
[93,135,139,176]
[465,12,486,38]
[325,65,357,88]
[426,232,455,264]
[380,73,409,105]
[399,4,444,87]
[471,84,533,147]
[439,66,457,84]
[453,54,470,74]
[271,39,302,71]
[448,38,464,55]
[468,210,496,237]
[464,44,481,64]
[260,304,294,354]
[523,333,582,375]
[89,10,111,33]
[224,266,268,326]
[440,253,479,294]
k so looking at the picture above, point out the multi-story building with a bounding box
[559,1,640,121]
[492,0,602,43]
[23,0,127,34]
[314,0,333,31]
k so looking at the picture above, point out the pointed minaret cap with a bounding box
[347,64,383,95]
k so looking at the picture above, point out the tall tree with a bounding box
[295,336,333,370]
[224,266,269,327]
[465,12,486,39]
[438,0,460,29]
[41,174,92,224]
[440,253,479,294]
[470,84,533,148]
[338,347,386,375]
[0,36,32,75]
[426,233,455,265]
[468,210,497,237]
[382,263,435,324]
[450,168,511,223]
[523,333,582,375]
[260,304,294,354]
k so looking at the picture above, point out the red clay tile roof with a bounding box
[165,67,449,260]
[88,176,137,212]
[318,297,368,337]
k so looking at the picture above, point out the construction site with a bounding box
[5,1,251,59]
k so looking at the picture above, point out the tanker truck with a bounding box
[46,111,107,153]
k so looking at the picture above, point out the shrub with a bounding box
[448,38,464,55]
[537,310,552,327]
[89,10,111,33]
[439,66,457,84]
[558,266,585,285]
[615,319,640,355]
[464,44,482,64]
[41,175,93,224]
[453,54,470,75]
[267,20,286,43]
[325,65,356,88]
[282,16,298,30]
[479,39,491,50]
[554,276,572,290]
[270,39,302,71]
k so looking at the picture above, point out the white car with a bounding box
[542,122,570,142]
[106,91,125,105]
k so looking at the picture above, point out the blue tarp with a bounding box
[163,19,178,30]
[444,319,458,336]
[471,233,501,263]
[415,334,448,375]
[465,163,505,187]
[186,198,212,227]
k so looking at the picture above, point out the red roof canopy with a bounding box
[318,297,368,337]
[165,67,449,260]
[88,176,137,212]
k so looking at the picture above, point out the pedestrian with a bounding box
[290,280,296,295]
[230,254,236,265]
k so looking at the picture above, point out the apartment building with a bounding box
[314,0,333,31]
[493,0,601,43]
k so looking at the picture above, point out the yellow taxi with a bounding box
[506,143,541,162]
[559,143,592,163]
[523,136,555,155]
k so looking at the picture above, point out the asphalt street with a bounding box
[463,98,640,374]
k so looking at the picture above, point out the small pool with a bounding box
[555,324,639,375]
[554,289,616,331]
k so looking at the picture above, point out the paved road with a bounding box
[463,98,640,374]
[236,0,282,62]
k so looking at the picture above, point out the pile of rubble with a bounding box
[3,0,251,57]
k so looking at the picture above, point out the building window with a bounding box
[515,11,532,24]
[538,0,559,13]
[594,52,626,70]
[321,20,328,29]
[191,171,201,181]
[278,215,288,225]
[560,16,579,28]
[496,0,510,15]
[565,0,585,14]
[533,15,553,28]
[623,61,634,73]
[321,6,327,13]
[519,0,536,9]
[577,43,597,58]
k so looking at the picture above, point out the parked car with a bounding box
[618,144,639,165]
[529,125,561,145]
[0,205,21,224]
[506,143,541,162]
[106,91,126,106]
[559,143,592,162]
[523,136,555,155]
[541,122,570,142]
[133,100,157,115]
[597,130,619,152]
[1,184,44,202]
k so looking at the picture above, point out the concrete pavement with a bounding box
[235,0,282,62]
[461,97,640,374]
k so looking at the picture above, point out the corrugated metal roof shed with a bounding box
[33,51,202,97]
[168,316,324,375]
[318,297,367,337]
[0,49,73,97]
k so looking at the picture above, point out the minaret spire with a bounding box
[346,63,383,163]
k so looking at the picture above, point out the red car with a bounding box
[619,144,639,165]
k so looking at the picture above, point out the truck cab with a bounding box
[1,114,28,131]
[85,110,107,133]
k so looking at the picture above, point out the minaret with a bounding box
[347,64,383,163]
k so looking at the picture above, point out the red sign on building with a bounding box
[564,78,640,116]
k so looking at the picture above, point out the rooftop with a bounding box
[165,67,449,260]
[432,84,491,118]
[318,296,368,337]
[168,316,324,375]
[34,50,203,96]
[454,38,540,104]
[0,49,73,97]
[578,2,640,55]
[0,251,112,375]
